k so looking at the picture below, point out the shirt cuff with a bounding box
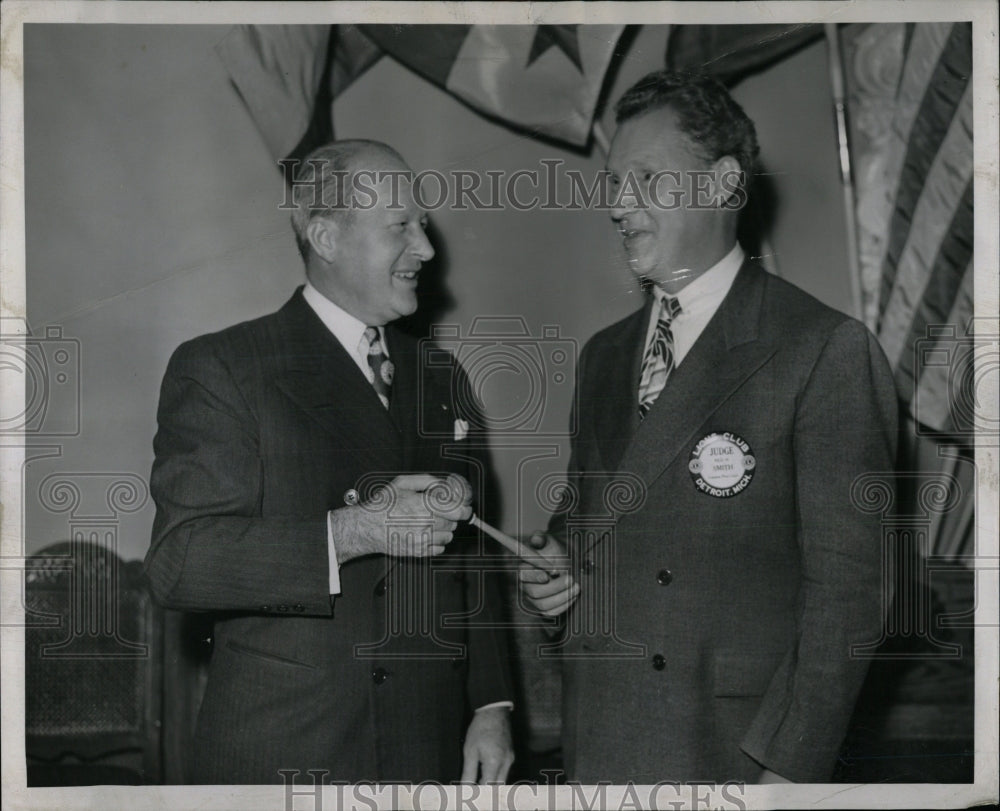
[327,510,342,596]
[475,701,514,713]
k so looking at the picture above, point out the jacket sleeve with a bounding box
[465,557,516,710]
[740,318,899,780]
[145,337,331,616]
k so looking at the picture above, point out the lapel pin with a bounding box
[689,432,756,498]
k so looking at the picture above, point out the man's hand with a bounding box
[331,473,473,562]
[461,706,514,784]
[518,531,579,617]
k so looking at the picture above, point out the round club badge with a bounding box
[688,432,756,498]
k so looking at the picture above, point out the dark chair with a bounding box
[25,540,163,785]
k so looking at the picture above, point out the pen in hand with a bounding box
[469,513,562,578]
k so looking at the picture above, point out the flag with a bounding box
[358,24,626,147]
[215,25,381,163]
[666,24,824,85]
[218,24,625,158]
[844,22,974,435]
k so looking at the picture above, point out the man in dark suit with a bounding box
[146,140,514,785]
[521,71,898,783]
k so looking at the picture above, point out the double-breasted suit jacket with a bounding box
[146,289,511,784]
[552,261,897,783]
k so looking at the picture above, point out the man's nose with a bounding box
[411,227,435,262]
[610,189,637,223]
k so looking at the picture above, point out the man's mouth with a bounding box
[392,270,420,282]
[620,228,647,245]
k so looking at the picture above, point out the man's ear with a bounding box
[306,216,340,263]
[712,156,743,208]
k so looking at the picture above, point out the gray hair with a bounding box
[289,140,406,262]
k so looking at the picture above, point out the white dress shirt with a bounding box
[303,282,386,382]
[303,283,390,596]
[642,242,745,368]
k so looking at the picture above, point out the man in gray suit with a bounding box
[521,71,897,783]
[147,140,514,784]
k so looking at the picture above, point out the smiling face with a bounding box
[306,149,434,326]
[607,106,733,292]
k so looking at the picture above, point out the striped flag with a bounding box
[845,22,974,435]
[355,24,625,147]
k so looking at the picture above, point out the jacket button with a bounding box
[372,667,389,685]
[582,559,595,574]
[652,654,666,671]
[374,580,387,597]
[261,605,271,612]
[293,604,305,613]
[657,569,673,586]
[277,604,289,613]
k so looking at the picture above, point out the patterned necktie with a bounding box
[637,294,682,420]
[362,327,393,409]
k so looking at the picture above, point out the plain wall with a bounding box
[23,24,851,559]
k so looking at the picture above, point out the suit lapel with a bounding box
[272,291,404,473]
[385,326,421,473]
[615,262,777,501]
[379,328,461,582]
[595,298,651,472]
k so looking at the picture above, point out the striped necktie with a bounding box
[362,327,393,409]
[637,294,682,420]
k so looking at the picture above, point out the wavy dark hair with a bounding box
[615,70,759,191]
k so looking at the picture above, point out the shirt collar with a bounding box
[302,282,383,356]
[652,242,745,315]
